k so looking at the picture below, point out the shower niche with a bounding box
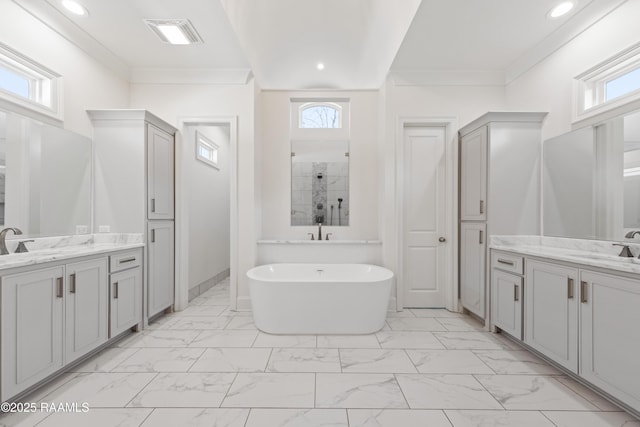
[291,140,349,226]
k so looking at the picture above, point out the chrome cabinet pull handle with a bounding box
[151,229,156,243]
[56,277,63,298]
[567,278,574,299]
[479,230,484,244]
[497,259,514,266]
[120,257,136,264]
[479,200,485,214]
[580,281,588,303]
[70,273,76,294]
[514,284,519,301]
[113,282,119,299]
[151,198,156,213]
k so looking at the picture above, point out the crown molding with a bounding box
[129,68,253,85]
[388,70,506,86]
[12,0,131,81]
[505,0,628,84]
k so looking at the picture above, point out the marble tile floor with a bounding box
[2,278,639,427]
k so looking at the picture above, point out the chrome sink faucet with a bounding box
[0,227,23,255]
[625,230,640,239]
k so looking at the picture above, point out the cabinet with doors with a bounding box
[460,222,486,317]
[1,257,108,400]
[490,251,524,339]
[147,221,174,318]
[89,110,176,322]
[458,112,546,321]
[65,258,109,363]
[579,270,640,411]
[524,259,579,373]
[489,248,640,414]
[109,249,143,337]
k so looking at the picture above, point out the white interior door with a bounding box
[402,126,448,308]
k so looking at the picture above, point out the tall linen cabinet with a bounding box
[458,112,546,321]
[89,110,176,322]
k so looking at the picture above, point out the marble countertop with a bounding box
[490,235,640,275]
[257,240,382,245]
[0,234,144,271]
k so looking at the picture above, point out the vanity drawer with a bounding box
[492,252,524,275]
[110,250,142,273]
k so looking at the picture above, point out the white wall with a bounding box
[0,2,129,136]
[186,125,230,289]
[506,1,640,140]
[129,82,258,309]
[380,82,506,273]
[260,90,380,240]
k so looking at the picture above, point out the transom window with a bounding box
[0,42,62,122]
[574,42,640,126]
[299,103,342,129]
[195,131,219,169]
[290,98,350,139]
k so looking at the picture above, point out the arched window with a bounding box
[299,102,342,129]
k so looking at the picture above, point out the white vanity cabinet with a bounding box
[460,222,486,317]
[65,258,109,363]
[524,259,579,373]
[147,221,175,317]
[1,256,110,399]
[109,249,143,337]
[458,112,546,321]
[460,126,487,221]
[0,246,144,402]
[89,110,176,323]
[1,266,64,400]
[579,270,640,411]
[490,251,524,339]
[147,124,175,220]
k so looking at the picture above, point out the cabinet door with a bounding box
[110,267,143,337]
[148,221,175,317]
[491,269,522,339]
[65,258,108,363]
[460,222,486,318]
[147,124,174,220]
[580,270,640,410]
[525,260,578,373]
[460,126,487,221]
[1,267,64,400]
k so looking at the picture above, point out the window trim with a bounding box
[195,131,219,169]
[573,41,640,128]
[0,42,63,124]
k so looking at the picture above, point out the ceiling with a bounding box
[13,0,628,89]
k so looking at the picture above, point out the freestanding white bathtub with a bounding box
[247,263,394,334]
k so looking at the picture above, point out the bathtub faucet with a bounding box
[317,223,322,240]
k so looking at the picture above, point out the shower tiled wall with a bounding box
[291,161,349,226]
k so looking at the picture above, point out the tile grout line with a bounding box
[220,372,240,408]
[122,372,161,409]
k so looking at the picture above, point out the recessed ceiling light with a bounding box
[61,0,88,16]
[548,1,575,18]
[144,19,203,45]
[317,62,325,70]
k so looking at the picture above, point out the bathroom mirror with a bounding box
[542,109,640,241]
[0,110,92,237]
[291,140,349,226]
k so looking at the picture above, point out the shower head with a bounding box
[337,198,343,208]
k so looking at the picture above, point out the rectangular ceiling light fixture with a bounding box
[144,19,203,45]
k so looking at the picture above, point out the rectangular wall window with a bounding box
[0,42,62,122]
[574,42,640,126]
[196,131,219,169]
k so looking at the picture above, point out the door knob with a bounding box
[439,237,446,242]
